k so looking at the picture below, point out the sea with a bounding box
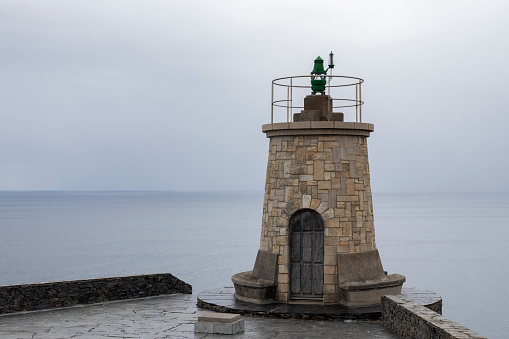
[0,191,507,338]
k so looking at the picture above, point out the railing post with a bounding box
[287,85,290,123]
[359,82,362,123]
[355,83,359,123]
[290,77,293,122]
[271,81,274,125]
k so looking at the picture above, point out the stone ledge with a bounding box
[262,122,374,138]
[262,121,374,132]
[232,271,276,288]
[382,295,486,339]
[340,274,406,291]
[265,129,372,138]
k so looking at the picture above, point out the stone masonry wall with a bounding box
[0,273,192,314]
[382,295,487,339]
[260,133,375,302]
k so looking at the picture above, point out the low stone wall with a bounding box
[381,295,486,339]
[0,273,192,314]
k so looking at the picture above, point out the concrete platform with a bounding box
[197,286,442,320]
[0,293,399,338]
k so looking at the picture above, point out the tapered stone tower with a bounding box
[233,56,404,306]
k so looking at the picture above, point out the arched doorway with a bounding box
[289,209,324,300]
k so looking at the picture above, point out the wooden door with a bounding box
[289,209,324,300]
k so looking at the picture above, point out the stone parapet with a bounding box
[382,295,487,339]
[0,273,192,314]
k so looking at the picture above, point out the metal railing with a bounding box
[271,75,364,123]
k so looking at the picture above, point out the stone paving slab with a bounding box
[0,293,398,338]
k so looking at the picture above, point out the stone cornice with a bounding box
[262,121,374,138]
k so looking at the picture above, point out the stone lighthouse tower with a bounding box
[232,54,405,306]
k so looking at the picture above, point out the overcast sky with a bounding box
[1,0,508,193]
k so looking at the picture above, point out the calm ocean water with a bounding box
[0,191,507,338]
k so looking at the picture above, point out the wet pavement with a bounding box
[0,293,399,338]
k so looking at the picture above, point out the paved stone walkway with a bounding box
[0,294,398,338]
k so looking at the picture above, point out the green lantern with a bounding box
[311,53,334,95]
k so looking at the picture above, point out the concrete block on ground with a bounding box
[194,312,245,335]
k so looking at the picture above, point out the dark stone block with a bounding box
[293,110,320,122]
[292,95,345,122]
[252,250,278,282]
[328,113,344,121]
[337,249,385,283]
[293,111,343,122]
[304,95,332,114]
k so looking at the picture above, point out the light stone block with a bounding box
[322,208,334,220]
[195,321,214,333]
[325,163,335,171]
[278,273,289,284]
[324,255,336,265]
[325,217,339,228]
[318,181,331,190]
[313,160,324,180]
[316,202,328,213]
[302,194,311,208]
[324,141,340,148]
[195,313,245,335]
[299,174,314,182]
[346,179,355,196]
[324,265,336,275]
[323,284,336,293]
[276,291,289,301]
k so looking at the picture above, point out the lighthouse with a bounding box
[232,54,405,306]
